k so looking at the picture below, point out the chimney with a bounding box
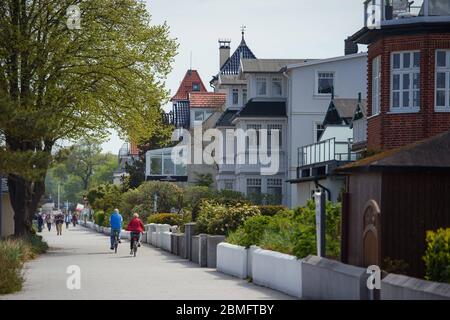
[345,37,358,55]
[218,39,231,69]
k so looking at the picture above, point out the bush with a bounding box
[424,228,450,283]
[94,211,105,226]
[147,213,183,226]
[196,200,260,235]
[227,215,272,247]
[0,235,48,294]
[258,205,287,217]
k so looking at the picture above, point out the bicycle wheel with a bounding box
[133,242,137,257]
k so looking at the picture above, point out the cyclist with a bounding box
[109,208,123,250]
[126,213,145,255]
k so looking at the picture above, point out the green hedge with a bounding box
[94,211,105,227]
[258,205,287,216]
[147,213,183,226]
[424,228,450,283]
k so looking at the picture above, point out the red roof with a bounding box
[189,92,226,109]
[171,70,207,101]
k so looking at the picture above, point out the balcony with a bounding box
[296,138,359,181]
[364,0,450,28]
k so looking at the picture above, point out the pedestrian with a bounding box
[72,213,78,227]
[45,213,53,232]
[37,214,44,233]
[65,212,72,229]
[55,212,64,235]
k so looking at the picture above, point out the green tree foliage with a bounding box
[0,0,177,235]
[424,228,450,283]
[87,184,122,214]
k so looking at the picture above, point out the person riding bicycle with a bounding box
[109,208,123,250]
[126,213,144,255]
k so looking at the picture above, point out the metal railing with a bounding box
[298,138,358,167]
[364,0,450,28]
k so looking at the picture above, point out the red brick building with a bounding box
[351,0,450,151]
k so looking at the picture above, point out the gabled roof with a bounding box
[241,59,313,73]
[337,130,450,173]
[233,99,286,119]
[351,99,368,123]
[189,92,226,109]
[323,98,366,126]
[285,52,367,70]
[215,109,238,127]
[220,36,256,76]
[171,70,208,101]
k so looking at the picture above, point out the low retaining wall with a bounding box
[191,236,200,264]
[217,243,247,279]
[302,255,369,300]
[252,248,302,298]
[120,230,130,240]
[381,273,450,300]
[207,235,225,268]
[161,231,172,252]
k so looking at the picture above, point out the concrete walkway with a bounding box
[1,225,292,300]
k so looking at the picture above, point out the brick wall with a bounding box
[367,33,450,151]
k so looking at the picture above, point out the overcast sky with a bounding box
[102,0,366,153]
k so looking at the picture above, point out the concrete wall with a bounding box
[252,248,302,298]
[216,243,248,279]
[381,273,450,300]
[161,231,172,252]
[302,255,369,300]
[191,236,200,264]
[207,235,225,268]
[1,193,14,237]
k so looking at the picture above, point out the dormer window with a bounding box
[256,77,267,96]
[192,83,200,91]
[272,78,282,96]
[232,89,239,105]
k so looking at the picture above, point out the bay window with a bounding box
[372,56,381,115]
[436,50,450,111]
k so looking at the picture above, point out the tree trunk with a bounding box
[8,175,45,236]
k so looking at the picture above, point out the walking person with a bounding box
[72,213,78,227]
[45,213,53,232]
[55,212,64,235]
[37,214,44,233]
[65,212,72,229]
[109,209,123,250]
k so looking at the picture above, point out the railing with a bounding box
[298,138,358,167]
[364,0,450,28]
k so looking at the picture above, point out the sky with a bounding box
[102,0,366,154]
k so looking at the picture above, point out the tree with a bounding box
[0,0,177,235]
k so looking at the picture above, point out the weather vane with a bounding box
[241,25,247,37]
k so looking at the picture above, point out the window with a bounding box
[232,89,239,105]
[372,56,381,115]
[194,111,204,122]
[314,123,325,142]
[391,51,420,112]
[272,78,282,96]
[267,178,282,205]
[267,124,282,148]
[436,50,450,111]
[246,178,262,198]
[256,77,267,96]
[192,83,200,91]
[224,180,234,190]
[242,89,247,105]
[317,72,334,95]
[247,124,262,148]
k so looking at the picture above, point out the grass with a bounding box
[0,234,48,295]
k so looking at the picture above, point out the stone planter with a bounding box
[252,248,303,298]
[216,243,248,279]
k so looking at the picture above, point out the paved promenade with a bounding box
[2,225,291,300]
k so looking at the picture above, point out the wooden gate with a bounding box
[362,200,381,267]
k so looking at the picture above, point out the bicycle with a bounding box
[130,232,140,257]
[112,230,120,254]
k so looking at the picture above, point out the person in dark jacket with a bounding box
[126,213,145,255]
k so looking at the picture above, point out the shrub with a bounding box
[196,200,261,235]
[424,228,450,283]
[0,236,48,294]
[88,184,123,213]
[258,205,287,217]
[94,211,105,226]
[227,215,272,248]
[147,213,183,226]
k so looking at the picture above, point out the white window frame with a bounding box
[267,124,282,149]
[372,56,381,116]
[313,122,325,143]
[256,77,267,96]
[271,77,283,97]
[242,88,248,106]
[316,71,335,95]
[435,50,450,112]
[390,51,421,113]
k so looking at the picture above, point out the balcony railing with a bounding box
[364,0,450,28]
[298,138,358,167]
